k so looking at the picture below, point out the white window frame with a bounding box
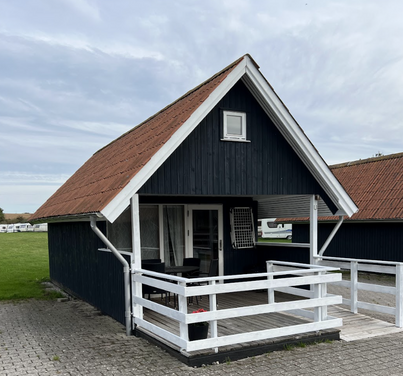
[186,204,224,277]
[222,110,247,141]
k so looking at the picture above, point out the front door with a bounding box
[187,205,223,276]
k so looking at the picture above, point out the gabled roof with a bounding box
[31,54,357,223]
[330,152,403,221]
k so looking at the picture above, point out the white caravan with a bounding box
[258,218,292,239]
[19,223,33,232]
[33,223,48,232]
[7,224,16,233]
[0,225,7,233]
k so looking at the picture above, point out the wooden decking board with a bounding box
[328,305,403,342]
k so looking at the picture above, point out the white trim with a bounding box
[310,195,318,265]
[101,55,357,223]
[101,61,247,223]
[242,57,357,217]
[158,205,164,262]
[131,195,141,269]
[187,204,224,277]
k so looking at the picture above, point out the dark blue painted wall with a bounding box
[293,222,403,262]
[48,222,128,325]
[139,80,336,213]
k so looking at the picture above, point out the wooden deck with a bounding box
[329,305,403,341]
[135,291,341,366]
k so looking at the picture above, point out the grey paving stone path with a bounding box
[1,297,403,376]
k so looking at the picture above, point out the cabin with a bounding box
[30,54,358,365]
[293,152,403,261]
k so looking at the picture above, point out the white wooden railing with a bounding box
[131,261,342,352]
[314,255,403,327]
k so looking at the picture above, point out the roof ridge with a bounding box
[330,151,403,169]
[94,54,248,155]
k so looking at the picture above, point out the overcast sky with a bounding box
[1,0,402,214]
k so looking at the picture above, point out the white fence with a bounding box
[315,255,403,327]
[132,261,342,352]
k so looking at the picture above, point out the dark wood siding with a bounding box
[139,80,333,208]
[293,222,403,262]
[48,222,127,325]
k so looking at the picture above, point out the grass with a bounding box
[258,238,292,243]
[0,232,61,300]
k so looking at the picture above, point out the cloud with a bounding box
[1,0,403,212]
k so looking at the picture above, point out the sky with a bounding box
[1,0,403,214]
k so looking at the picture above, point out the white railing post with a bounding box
[396,264,403,327]
[321,272,328,320]
[350,261,358,314]
[314,271,323,322]
[178,282,188,349]
[209,280,218,353]
[267,261,274,304]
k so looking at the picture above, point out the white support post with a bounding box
[309,195,318,266]
[350,261,358,314]
[396,264,403,327]
[131,194,143,321]
[209,281,218,353]
[267,262,275,304]
[179,282,188,350]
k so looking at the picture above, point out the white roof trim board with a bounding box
[102,55,358,223]
[101,59,248,222]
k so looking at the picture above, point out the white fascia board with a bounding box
[244,60,358,218]
[101,59,248,223]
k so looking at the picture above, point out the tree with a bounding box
[373,151,384,157]
[0,208,5,224]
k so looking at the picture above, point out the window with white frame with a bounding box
[223,110,247,141]
[139,204,185,266]
[229,207,256,249]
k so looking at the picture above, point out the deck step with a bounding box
[329,306,403,341]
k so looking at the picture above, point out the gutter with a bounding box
[90,216,132,336]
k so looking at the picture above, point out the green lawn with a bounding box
[0,232,60,300]
[258,238,292,243]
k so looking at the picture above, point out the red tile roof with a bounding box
[30,56,245,221]
[330,152,403,221]
[278,153,403,223]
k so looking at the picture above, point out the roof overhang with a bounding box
[255,195,335,219]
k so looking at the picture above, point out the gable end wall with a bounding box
[139,80,333,205]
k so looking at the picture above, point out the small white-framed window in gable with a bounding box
[223,110,247,141]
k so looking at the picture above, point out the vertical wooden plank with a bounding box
[179,282,188,350]
[267,262,275,304]
[131,195,143,322]
[396,264,403,327]
[351,261,358,314]
[209,281,218,353]
[310,195,318,265]
[313,271,323,323]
